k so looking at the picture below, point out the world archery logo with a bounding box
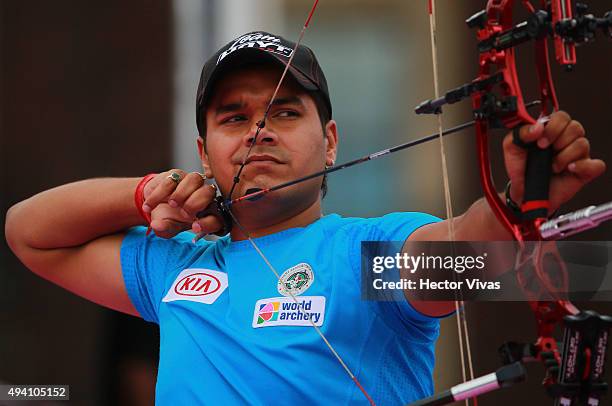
[252,296,326,328]
[256,301,280,324]
[277,263,314,296]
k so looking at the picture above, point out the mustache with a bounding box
[233,150,286,165]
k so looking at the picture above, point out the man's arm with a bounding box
[411,195,512,242]
[404,112,605,317]
[403,197,508,317]
[5,178,144,316]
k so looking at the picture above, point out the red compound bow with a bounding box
[412,1,612,404]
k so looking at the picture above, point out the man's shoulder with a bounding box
[319,212,439,230]
[314,212,440,244]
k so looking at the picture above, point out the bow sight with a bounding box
[468,2,612,69]
[416,3,612,116]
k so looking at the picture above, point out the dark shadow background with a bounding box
[1,1,170,404]
[1,1,611,405]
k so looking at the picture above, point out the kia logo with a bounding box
[174,273,221,296]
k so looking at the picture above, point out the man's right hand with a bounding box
[141,170,224,239]
[5,173,226,320]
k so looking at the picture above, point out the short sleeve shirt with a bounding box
[120,212,440,405]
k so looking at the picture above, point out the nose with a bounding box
[243,119,278,147]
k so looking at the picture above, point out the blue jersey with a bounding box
[120,212,440,405]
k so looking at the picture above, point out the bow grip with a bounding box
[513,128,553,220]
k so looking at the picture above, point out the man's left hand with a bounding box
[503,111,606,214]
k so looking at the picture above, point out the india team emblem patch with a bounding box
[277,263,314,296]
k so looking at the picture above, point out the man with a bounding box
[5,31,605,405]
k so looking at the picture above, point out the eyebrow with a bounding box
[214,96,305,115]
[215,103,243,115]
[270,96,304,108]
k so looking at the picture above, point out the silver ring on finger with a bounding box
[196,172,207,182]
[167,172,182,184]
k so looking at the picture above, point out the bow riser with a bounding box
[474,0,567,232]
[473,1,586,400]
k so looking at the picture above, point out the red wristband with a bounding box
[134,173,158,235]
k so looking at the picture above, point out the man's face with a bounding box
[200,63,337,214]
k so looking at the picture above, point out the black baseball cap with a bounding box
[195,31,332,137]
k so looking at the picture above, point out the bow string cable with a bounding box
[427,1,476,404]
[222,1,376,405]
[228,1,319,200]
[227,210,376,405]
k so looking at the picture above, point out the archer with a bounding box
[4,30,605,405]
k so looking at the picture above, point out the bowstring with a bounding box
[223,1,376,404]
[227,210,376,406]
[228,1,320,200]
[427,1,476,404]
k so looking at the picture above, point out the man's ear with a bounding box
[197,137,214,178]
[324,120,338,166]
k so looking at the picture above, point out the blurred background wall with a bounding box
[1,0,610,405]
